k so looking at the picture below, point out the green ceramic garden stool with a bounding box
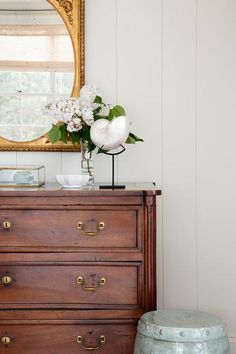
[134,310,230,354]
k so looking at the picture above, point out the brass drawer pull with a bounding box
[76,221,105,236]
[77,335,106,351]
[76,276,106,292]
[1,220,12,230]
[1,275,12,285]
[1,336,12,346]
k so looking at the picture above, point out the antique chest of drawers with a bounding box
[0,184,160,354]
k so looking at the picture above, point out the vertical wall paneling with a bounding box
[116,0,162,184]
[116,0,163,307]
[162,0,197,309]
[85,0,117,183]
[197,0,236,339]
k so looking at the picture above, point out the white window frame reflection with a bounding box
[0,71,74,142]
[0,24,74,142]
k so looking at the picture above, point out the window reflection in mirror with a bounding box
[0,0,74,142]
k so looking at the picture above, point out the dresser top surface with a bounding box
[0,183,161,197]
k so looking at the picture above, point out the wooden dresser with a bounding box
[0,184,160,354]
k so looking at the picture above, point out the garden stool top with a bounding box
[137,310,228,343]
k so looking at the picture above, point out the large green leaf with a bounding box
[107,109,115,121]
[70,132,81,145]
[48,125,61,144]
[59,124,67,144]
[111,105,126,117]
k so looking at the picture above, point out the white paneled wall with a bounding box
[162,0,197,310]
[1,0,236,351]
[197,0,236,342]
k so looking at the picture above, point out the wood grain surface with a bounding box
[0,187,158,354]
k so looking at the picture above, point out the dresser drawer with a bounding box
[0,209,139,250]
[0,323,136,354]
[0,264,139,307]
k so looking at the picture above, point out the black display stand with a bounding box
[99,145,126,190]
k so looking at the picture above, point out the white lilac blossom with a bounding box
[81,107,94,126]
[67,117,83,132]
[44,84,98,131]
[80,84,98,106]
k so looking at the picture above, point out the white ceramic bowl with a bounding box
[56,175,91,188]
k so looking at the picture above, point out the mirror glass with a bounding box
[0,0,74,142]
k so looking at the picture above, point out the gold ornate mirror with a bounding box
[0,0,84,151]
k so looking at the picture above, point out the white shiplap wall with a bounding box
[1,0,236,351]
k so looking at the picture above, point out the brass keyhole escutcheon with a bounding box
[1,220,12,230]
[1,276,12,285]
[1,336,11,346]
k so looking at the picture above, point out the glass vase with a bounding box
[80,140,94,185]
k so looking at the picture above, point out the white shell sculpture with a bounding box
[90,116,130,151]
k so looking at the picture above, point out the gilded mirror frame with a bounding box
[0,0,84,152]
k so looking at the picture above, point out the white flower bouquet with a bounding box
[45,84,143,152]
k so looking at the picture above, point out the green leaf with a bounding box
[88,142,97,153]
[129,132,144,142]
[107,109,115,121]
[82,128,91,142]
[111,105,126,117]
[48,125,61,144]
[125,135,136,144]
[59,124,67,144]
[125,132,144,144]
[97,147,107,154]
[70,132,81,145]
[93,106,102,115]
[94,95,103,104]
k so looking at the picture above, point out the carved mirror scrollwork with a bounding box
[0,0,84,151]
